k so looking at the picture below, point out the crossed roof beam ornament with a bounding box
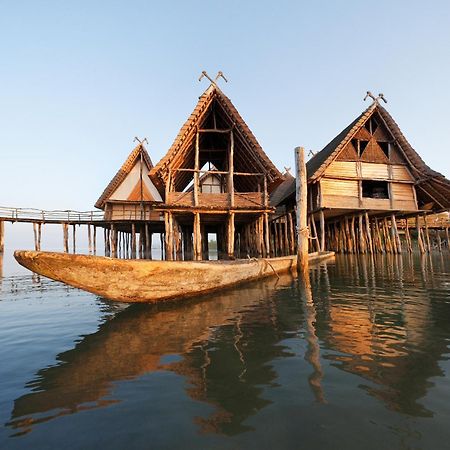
[133,137,149,145]
[199,70,228,87]
[364,91,387,104]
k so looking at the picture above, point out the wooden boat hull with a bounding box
[14,250,334,303]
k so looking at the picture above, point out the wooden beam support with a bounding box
[194,131,200,207]
[229,130,235,208]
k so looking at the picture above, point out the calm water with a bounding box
[0,252,449,449]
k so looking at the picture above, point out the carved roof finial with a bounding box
[364,91,387,104]
[133,137,148,145]
[199,70,228,87]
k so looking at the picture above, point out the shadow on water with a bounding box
[4,253,450,439]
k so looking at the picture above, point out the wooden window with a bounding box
[362,180,389,199]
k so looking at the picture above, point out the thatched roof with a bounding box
[95,143,155,209]
[150,84,283,193]
[271,102,450,211]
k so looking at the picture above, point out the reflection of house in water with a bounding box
[311,255,450,417]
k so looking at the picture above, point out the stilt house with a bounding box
[95,142,163,220]
[149,82,283,260]
[271,98,450,254]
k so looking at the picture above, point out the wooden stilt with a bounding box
[93,226,97,255]
[264,213,270,257]
[416,215,425,254]
[87,225,92,255]
[446,227,449,251]
[164,212,173,261]
[405,220,413,253]
[423,214,431,252]
[358,214,366,254]
[391,213,402,254]
[0,220,4,253]
[193,212,202,261]
[436,229,442,253]
[145,223,151,259]
[72,224,76,254]
[131,223,136,259]
[227,212,235,259]
[364,212,374,254]
[295,147,308,274]
[310,214,320,253]
[319,210,325,252]
[33,223,39,251]
[160,232,164,260]
[103,227,108,256]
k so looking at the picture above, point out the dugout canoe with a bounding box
[14,250,334,303]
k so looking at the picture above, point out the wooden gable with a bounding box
[150,85,283,194]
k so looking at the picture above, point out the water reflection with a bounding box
[6,254,450,438]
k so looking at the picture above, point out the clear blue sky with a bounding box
[1,0,449,210]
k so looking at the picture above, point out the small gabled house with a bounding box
[306,100,450,217]
[271,99,450,254]
[95,142,163,221]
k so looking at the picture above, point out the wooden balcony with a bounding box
[167,192,265,209]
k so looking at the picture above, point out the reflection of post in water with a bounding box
[297,268,326,404]
[0,251,3,281]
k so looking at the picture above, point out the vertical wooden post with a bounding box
[227,212,235,258]
[193,212,202,261]
[111,224,117,258]
[263,176,268,207]
[87,224,92,255]
[164,212,173,261]
[423,214,431,252]
[436,229,442,253]
[358,214,366,254]
[229,130,234,208]
[145,223,151,259]
[295,147,308,273]
[66,224,73,254]
[72,224,76,254]
[319,210,325,252]
[391,213,402,254]
[131,223,136,259]
[33,223,39,251]
[405,219,413,253]
[160,232,165,260]
[194,131,200,207]
[0,220,4,253]
[165,169,172,204]
[364,212,374,254]
[264,212,270,257]
[416,215,425,254]
[93,226,97,255]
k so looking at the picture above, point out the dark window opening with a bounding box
[364,118,379,135]
[378,141,389,158]
[362,180,389,199]
[359,140,368,155]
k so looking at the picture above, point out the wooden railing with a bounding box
[0,206,105,223]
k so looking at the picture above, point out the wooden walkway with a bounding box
[0,206,105,224]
